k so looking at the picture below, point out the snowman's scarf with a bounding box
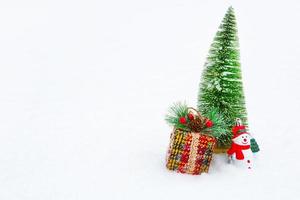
[227,143,250,160]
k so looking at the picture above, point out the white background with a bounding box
[0,0,300,199]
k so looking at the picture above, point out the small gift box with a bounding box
[166,129,216,175]
[165,104,225,175]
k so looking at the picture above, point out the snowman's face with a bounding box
[233,133,251,146]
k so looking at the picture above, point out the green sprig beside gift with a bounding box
[165,102,227,143]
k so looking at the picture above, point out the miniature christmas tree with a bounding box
[197,7,248,148]
[250,138,260,153]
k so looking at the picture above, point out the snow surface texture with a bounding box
[0,0,300,199]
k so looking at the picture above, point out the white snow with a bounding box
[222,71,234,76]
[0,0,300,200]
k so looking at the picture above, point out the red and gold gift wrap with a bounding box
[166,129,216,175]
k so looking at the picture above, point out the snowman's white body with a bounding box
[231,133,253,169]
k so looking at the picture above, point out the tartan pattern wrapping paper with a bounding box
[166,129,216,175]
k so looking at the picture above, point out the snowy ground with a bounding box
[1,0,300,199]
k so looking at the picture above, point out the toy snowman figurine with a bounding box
[227,118,253,169]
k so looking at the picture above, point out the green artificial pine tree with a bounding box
[250,138,260,153]
[197,7,248,149]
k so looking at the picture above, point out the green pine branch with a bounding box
[165,103,229,146]
[201,108,230,146]
[165,102,189,131]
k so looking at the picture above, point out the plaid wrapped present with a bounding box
[166,129,216,175]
